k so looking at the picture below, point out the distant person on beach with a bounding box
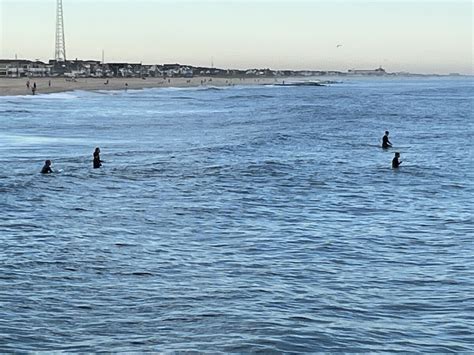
[392,152,402,168]
[48,80,51,87]
[382,131,392,149]
[41,160,53,174]
[93,147,103,169]
[26,80,30,89]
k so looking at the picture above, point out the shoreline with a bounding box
[0,76,285,97]
[1,75,467,97]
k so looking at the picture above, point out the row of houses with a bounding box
[0,60,50,77]
[0,60,196,78]
[0,59,391,78]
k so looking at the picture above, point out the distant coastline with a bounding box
[0,74,470,97]
[1,60,395,79]
[0,60,470,96]
[1,59,465,81]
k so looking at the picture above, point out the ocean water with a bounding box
[0,77,473,352]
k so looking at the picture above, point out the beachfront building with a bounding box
[180,67,194,78]
[73,60,102,77]
[160,64,183,77]
[244,69,275,77]
[106,63,143,77]
[144,65,161,77]
[0,60,50,78]
[47,59,103,77]
[0,61,10,77]
[60,60,102,77]
[348,67,387,75]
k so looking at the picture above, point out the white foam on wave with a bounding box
[94,89,131,95]
[0,133,91,146]
[0,91,82,101]
[41,92,82,99]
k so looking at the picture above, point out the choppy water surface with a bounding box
[1,77,473,352]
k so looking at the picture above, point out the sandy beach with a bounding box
[0,76,282,96]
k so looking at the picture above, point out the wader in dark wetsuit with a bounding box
[392,153,402,168]
[382,131,392,149]
[93,148,103,169]
[41,160,53,174]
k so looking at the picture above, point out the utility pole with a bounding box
[55,0,67,62]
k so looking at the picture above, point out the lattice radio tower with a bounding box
[55,0,66,62]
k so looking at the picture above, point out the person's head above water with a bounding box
[45,160,51,166]
[395,152,400,157]
[385,131,389,135]
[95,147,100,153]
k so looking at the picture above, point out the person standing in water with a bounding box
[392,152,402,168]
[382,131,392,149]
[93,147,103,169]
[41,160,53,174]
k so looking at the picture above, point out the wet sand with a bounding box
[0,76,282,96]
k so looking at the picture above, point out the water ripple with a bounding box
[0,78,473,352]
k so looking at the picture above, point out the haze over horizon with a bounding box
[0,0,472,74]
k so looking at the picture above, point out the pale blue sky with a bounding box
[0,0,472,74]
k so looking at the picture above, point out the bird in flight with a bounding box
[336,44,343,48]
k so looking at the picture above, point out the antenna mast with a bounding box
[55,0,67,61]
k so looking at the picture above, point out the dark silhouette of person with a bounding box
[392,152,402,168]
[41,160,53,174]
[382,131,392,149]
[93,147,103,169]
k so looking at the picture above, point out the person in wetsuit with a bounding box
[93,147,103,169]
[41,160,53,174]
[392,152,402,168]
[382,131,392,149]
